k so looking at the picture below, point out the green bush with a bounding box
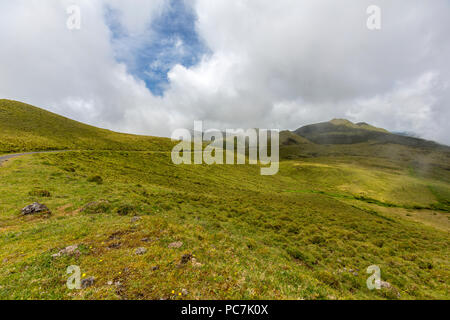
[81,200,110,214]
[115,204,137,216]
[310,235,326,245]
[317,270,341,289]
[87,175,103,184]
[28,189,51,197]
[287,247,317,266]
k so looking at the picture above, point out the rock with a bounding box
[81,277,95,289]
[21,202,51,216]
[107,281,113,286]
[181,254,193,264]
[168,241,183,249]
[191,258,203,268]
[131,216,142,223]
[181,289,189,296]
[380,281,391,289]
[52,245,80,258]
[135,247,147,255]
[151,266,159,271]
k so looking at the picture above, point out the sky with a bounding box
[0,0,449,144]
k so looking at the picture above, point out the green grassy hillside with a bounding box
[0,100,174,153]
[281,121,450,186]
[0,101,448,300]
[294,119,445,148]
[0,151,448,300]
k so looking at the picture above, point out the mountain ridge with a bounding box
[0,99,175,153]
[293,118,446,149]
[1,99,448,157]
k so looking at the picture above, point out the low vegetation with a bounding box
[0,100,448,300]
[0,99,174,153]
[0,151,448,299]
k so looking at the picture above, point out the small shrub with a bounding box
[81,200,110,214]
[373,239,384,248]
[28,189,51,197]
[115,204,136,216]
[418,260,433,270]
[317,270,340,289]
[87,175,103,184]
[246,239,258,250]
[310,235,326,245]
[287,248,317,265]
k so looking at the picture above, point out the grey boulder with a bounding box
[21,202,51,215]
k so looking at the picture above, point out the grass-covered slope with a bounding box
[0,151,448,299]
[282,121,450,186]
[0,100,174,153]
[294,119,444,148]
[0,101,448,300]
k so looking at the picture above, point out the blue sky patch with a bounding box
[105,0,209,96]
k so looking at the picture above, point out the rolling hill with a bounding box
[294,119,443,148]
[280,120,450,184]
[0,100,449,300]
[0,99,174,153]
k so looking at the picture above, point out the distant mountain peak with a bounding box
[293,118,441,148]
[328,119,389,133]
[329,119,354,126]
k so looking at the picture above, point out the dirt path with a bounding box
[0,151,67,165]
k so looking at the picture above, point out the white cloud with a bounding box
[347,72,448,143]
[106,0,166,36]
[0,0,449,144]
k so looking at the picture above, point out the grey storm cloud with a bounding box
[0,0,449,144]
